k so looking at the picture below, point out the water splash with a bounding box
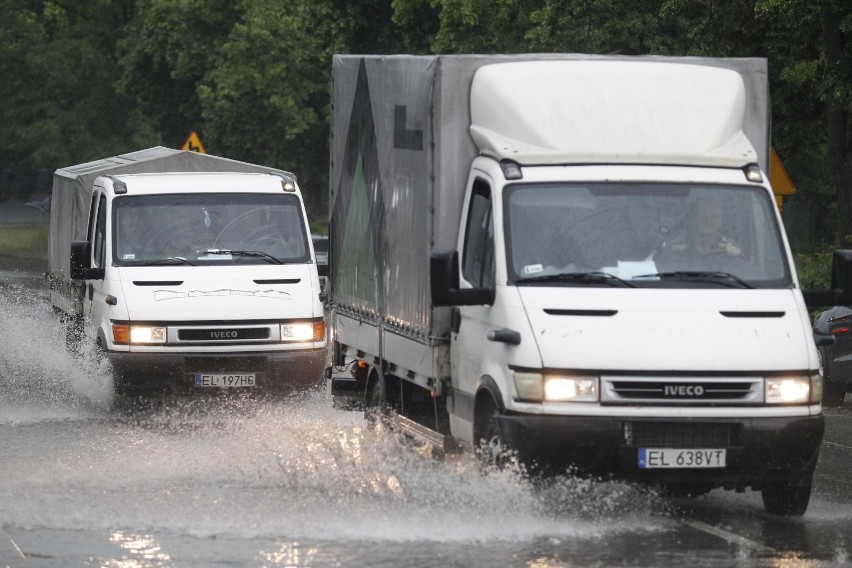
[0,275,114,423]
[0,274,670,544]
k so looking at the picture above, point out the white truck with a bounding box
[326,55,852,516]
[49,147,327,394]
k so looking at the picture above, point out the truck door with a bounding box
[451,177,497,398]
[82,192,108,335]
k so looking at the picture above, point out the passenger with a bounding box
[671,199,741,257]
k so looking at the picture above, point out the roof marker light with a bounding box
[744,164,763,183]
[281,180,296,192]
[500,159,523,180]
[108,176,128,194]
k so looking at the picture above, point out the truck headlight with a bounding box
[280,320,325,342]
[544,375,598,402]
[112,323,167,345]
[514,371,599,402]
[765,375,817,404]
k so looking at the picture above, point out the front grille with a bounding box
[177,328,270,341]
[623,421,739,447]
[601,375,762,404]
[183,356,268,373]
[610,380,752,400]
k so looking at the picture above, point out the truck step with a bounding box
[393,414,460,455]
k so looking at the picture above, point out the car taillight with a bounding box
[830,326,851,335]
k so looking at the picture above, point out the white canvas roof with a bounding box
[469,60,757,167]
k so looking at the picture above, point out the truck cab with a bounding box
[68,171,327,393]
[436,153,823,509]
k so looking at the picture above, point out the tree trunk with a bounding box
[823,1,852,245]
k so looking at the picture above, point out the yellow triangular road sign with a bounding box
[181,131,207,154]
[769,146,795,210]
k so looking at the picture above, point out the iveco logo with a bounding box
[664,385,705,396]
[211,331,238,338]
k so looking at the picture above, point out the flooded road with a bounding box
[1,267,852,567]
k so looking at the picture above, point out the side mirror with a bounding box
[803,249,852,308]
[70,241,105,280]
[430,250,494,307]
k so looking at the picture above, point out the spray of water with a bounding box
[0,274,672,544]
[0,274,114,423]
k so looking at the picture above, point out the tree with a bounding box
[117,0,239,149]
[820,0,852,243]
[0,0,145,196]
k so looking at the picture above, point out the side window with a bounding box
[461,180,495,288]
[92,194,107,268]
[85,192,99,242]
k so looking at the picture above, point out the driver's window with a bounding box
[461,180,495,288]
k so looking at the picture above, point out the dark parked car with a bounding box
[812,306,852,406]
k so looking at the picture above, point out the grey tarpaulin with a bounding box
[328,54,768,342]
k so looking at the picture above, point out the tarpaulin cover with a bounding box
[49,147,283,281]
[329,54,769,342]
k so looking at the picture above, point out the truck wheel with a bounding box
[761,476,812,516]
[474,398,516,470]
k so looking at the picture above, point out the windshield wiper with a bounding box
[632,271,754,289]
[201,249,283,265]
[142,256,196,266]
[516,271,637,288]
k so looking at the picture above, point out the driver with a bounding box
[671,199,741,257]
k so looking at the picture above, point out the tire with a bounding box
[474,396,517,471]
[761,475,812,516]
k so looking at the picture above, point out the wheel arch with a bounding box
[473,374,504,441]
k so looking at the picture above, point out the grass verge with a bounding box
[0,223,49,260]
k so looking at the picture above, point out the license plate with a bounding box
[638,448,726,469]
[194,373,256,388]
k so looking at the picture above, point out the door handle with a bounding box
[87,283,94,301]
[487,328,521,345]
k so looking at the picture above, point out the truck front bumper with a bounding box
[107,348,328,393]
[496,413,824,489]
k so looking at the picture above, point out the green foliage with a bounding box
[196,0,353,215]
[117,0,239,148]
[0,0,850,235]
[794,244,835,290]
[0,0,147,191]
[526,0,664,54]
[0,224,48,260]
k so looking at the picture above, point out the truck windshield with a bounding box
[504,183,791,288]
[112,193,310,266]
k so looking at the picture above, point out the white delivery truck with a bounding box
[49,147,327,394]
[326,55,852,516]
